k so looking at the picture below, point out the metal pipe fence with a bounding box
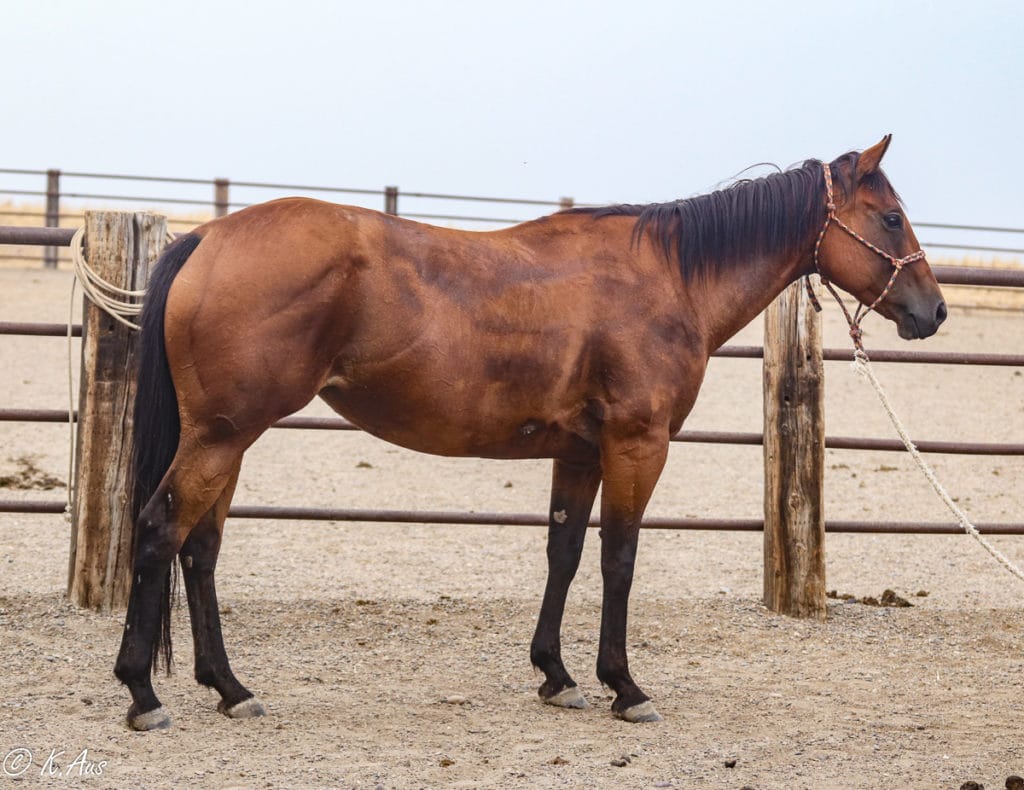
[0,222,1021,535]
[2,167,1022,268]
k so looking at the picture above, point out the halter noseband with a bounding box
[804,162,927,351]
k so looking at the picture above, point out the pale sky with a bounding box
[1,0,1021,256]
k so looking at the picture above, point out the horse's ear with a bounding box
[856,134,892,179]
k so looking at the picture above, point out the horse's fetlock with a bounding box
[114,656,145,685]
[194,665,218,688]
[529,645,552,669]
[595,660,622,688]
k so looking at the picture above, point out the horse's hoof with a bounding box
[615,700,663,723]
[127,706,172,731]
[542,685,588,709]
[218,696,266,719]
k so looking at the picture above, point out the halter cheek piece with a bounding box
[804,162,927,351]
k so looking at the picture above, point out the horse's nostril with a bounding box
[935,300,948,324]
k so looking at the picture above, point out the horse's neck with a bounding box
[695,248,810,352]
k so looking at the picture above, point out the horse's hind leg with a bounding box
[179,464,264,719]
[114,441,243,731]
[530,458,601,709]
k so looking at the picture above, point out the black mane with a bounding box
[565,153,874,281]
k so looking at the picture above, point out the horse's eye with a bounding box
[883,212,903,229]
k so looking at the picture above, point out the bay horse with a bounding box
[114,135,946,730]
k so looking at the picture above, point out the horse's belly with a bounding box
[317,380,594,460]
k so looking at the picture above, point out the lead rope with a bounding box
[806,163,1024,585]
[852,350,1024,584]
[63,227,170,522]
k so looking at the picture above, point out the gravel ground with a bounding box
[1,266,1023,789]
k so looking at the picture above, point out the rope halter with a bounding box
[804,162,927,352]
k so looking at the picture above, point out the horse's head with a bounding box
[816,135,947,340]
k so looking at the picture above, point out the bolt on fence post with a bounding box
[762,279,826,620]
[384,186,399,215]
[214,178,230,218]
[67,211,168,612]
[44,169,60,269]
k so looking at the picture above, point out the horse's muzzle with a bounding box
[896,298,947,340]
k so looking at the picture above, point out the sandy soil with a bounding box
[1,267,1023,789]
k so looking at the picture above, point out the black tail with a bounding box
[130,232,203,674]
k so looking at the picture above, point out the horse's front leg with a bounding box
[530,457,602,709]
[596,429,669,722]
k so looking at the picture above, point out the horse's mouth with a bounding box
[896,309,943,340]
[896,314,921,340]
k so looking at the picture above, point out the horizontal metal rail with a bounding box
[2,408,1020,455]
[2,227,1024,279]
[60,191,215,207]
[0,168,564,208]
[931,265,1024,287]
[3,322,1022,368]
[915,221,1024,235]
[401,212,526,225]
[1,498,1022,534]
[0,322,82,337]
[924,242,1024,255]
[0,227,77,245]
[6,168,1024,229]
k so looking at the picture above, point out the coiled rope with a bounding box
[63,227,171,521]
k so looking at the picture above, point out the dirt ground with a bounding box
[1,266,1023,789]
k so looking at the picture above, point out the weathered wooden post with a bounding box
[762,279,826,619]
[44,169,61,269]
[384,186,399,215]
[67,211,167,611]
[214,178,230,218]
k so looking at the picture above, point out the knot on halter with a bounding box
[805,162,926,352]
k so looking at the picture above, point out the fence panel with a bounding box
[0,219,1021,615]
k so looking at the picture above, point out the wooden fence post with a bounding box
[384,186,399,215]
[214,178,230,217]
[67,211,167,611]
[44,169,61,269]
[762,279,826,619]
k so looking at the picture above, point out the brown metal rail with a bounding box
[2,407,1022,456]
[2,499,1022,534]
[0,322,82,337]
[0,227,76,246]
[3,323,1023,369]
